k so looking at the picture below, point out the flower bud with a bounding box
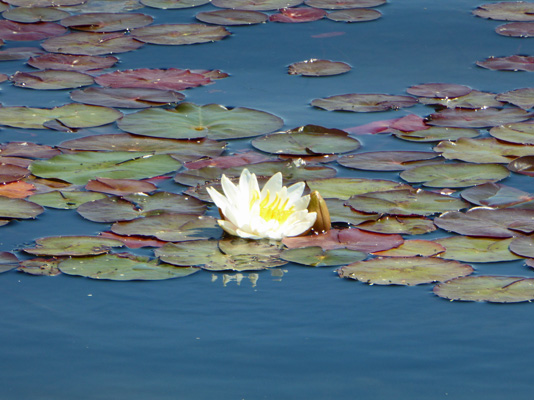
[308,190,331,233]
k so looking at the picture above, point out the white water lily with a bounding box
[206,169,317,240]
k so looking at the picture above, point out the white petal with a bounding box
[260,171,283,198]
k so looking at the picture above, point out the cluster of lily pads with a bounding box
[0,0,534,304]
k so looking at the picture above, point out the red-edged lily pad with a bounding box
[461,183,534,209]
[71,87,184,108]
[394,127,480,142]
[28,53,118,71]
[417,90,503,109]
[305,0,385,9]
[10,70,94,90]
[496,21,534,37]
[477,55,534,72]
[372,240,445,257]
[85,177,157,195]
[42,31,144,56]
[306,177,409,200]
[60,12,153,32]
[0,20,66,41]
[427,108,532,128]
[269,7,326,22]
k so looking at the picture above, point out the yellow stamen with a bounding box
[255,190,295,224]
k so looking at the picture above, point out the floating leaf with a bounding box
[269,7,326,22]
[434,276,534,303]
[0,181,35,199]
[372,240,445,257]
[130,23,230,45]
[428,108,532,128]
[473,2,534,21]
[59,253,199,280]
[509,236,534,257]
[28,190,107,209]
[18,258,62,276]
[0,196,44,218]
[58,0,145,13]
[23,235,124,256]
[476,55,534,72]
[399,163,510,187]
[2,6,70,23]
[490,122,534,144]
[184,150,272,170]
[85,177,156,195]
[338,257,473,286]
[304,0,385,9]
[211,0,303,10]
[357,215,437,235]
[326,8,381,22]
[60,12,153,32]
[338,151,439,171]
[496,21,534,37]
[0,20,66,41]
[28,53,118,71]
[406,83,471,98]
[99,231,167,248]
[251,125,360,155]
[496,88,534,110]
[460,183,534,209]
[71,87,184,108]
[312,93,417,112]
[196,9,268,25]
[394,127,480,142]
[59,133,225,161]
[435,236,523,263]
[118,102,284,140]
[0,163,29,183]
[0,47,45,60]
[306,177,409,200]
[30,151,181,185]
[156,238,287,271]
[77,192,205,222]
[0,251,18,273]
[280,246,366,266]
[434,137,534,163]
[42,32,144,56]
[6,0,85,6]
[325,198,380,225]
[0,142,60,159]
[417,90,503,109]
[508,155,534,176]
[10,70,94,90]
[142,0,210,8]
[288,59,351,76]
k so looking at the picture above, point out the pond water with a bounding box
[1,0,534,399]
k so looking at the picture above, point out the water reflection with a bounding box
[211,268,288,287]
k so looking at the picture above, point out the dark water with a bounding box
[1,1,534,399]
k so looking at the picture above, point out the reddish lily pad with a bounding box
[71,87,184,108]
[60,12,153,32]
[0,47,49,60]
[304,0,385,9]
[280,246,366,266]
[311,93,417,112]
[18,258,62,276]
[211,0,303,10]
[0,142,60,158]
[95,68,213,91]
[490,122,534,144]
[394,127,480,142]
[0,103,122,129]
[59,133,225,161]
[118,102,284,141]
[59,253,199,280]
[184,150,272,170]
[434,137,534,163]
[130,23,230,45]
[196,9,268,25]
[0,181,36,199]
[2,7,70,22]
[473,2,534,21]
[23,235,124,256]
[0,251,18,273]
[0,196,44,218]
[58,0,145,13]
[269,7,326,22]
[41,32,144,56]
[435,208,534,238]
[142,0,210,8]
[306,177,409,200]
[346,189,469,216]
[338,151,439,171]
[496,21,534,37]
[99,231,167,248]
[251,125,360,155]
[372,240,446,257]
[85,177,157,195]
[407,83,471,98]
[28,54,118,71]
[508,155,534,176]
[10,70,94,90]
[496,88,534,110]
[0,163,30,183]
[435,236,523,263]
[28,190,107,209]
[476,55,534,72]
[77,192,206,222]
[434,276,534,303]
[338,257,473,286]
[326,8,382,22]
[417,90,503,109]
[357,215,437,235]
[461,183,534,209]
[5,0,85,5]
[0,20,66,41]
[509,236,534,257]
[428,108,532,128]
[288,59,351,76]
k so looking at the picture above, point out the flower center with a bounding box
[251,190,294,225]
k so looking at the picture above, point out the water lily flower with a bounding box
[206,169,317,240]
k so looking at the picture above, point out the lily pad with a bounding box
[118,102,284,140]
[280,246,366,266]
[71,87,184,108]
[434,276,534,303]
[306,177,409,200]
[325,198,380,225]
[58,0,145,13]
[0,251,18,273]
[0,20,66,41]
[0,142,59,159]
[59,253,200,280]
[156,238,287,271]
[41,31,145,56]
[338,257,473,286]
[417,90,503,109]
[490,122,534,144]
[85,177,157,195]
[77,192,206,222]
[142,0,210,8]
[29,190,108,209]
[476,55,534,72]
[473,2,534,21]
[211,0,303,10]
[10,70,94,90]
[508,155,534,176]
[251,125,360,155]
[496,21,534,37]
[2,7,71,23]
[0,163,29,183]
[434,137,534,163]
[0,196,44,218]
[399,163,510,187]
[393,127,480,142]
[509,235,534,257]
[406,83,471,98]
[372,240,446,257]
[30,151,182,185]
[496,88,534,110]
[288,59,351,76]
[5,0,85,5]
[304,0,385,9]
[0,103,122,129]
[130,23,230,45]
[28,53,118,71]
[357,215,437,235]
[59,133,225,161]
[196,9,268,25]
[269,7,326,22]
[312,93,417,112]
[0,47,45,60]
[326,8,382,22]
[428,108,532,128]
[435,236,523,263]
[338,151,439,171]
[460,183,534,209]
[60,12,153,32]
[0,181,35,199]
[18,258,62,276]
[23,235,124,256]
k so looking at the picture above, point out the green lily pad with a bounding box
[473,2,534,21]
[280,246,366,267]
[0,103,122,129]
[59,253,200,280]
[155,238,287,271]
[0,251,19,273]
[326,8,382,22]
[490,122,534,145]
[399,163,510,187]
[372,240,445,257]
[251,125,360,155]
[397,125,478,143]
[416,90,503,109]
[111,213,220,241]
[17,258,62,276]
[434,276,534,303]
[59,133,225,162]
[496,88,534,110]
[0,196,44,218]
[118,102,284,141]
[77,192,206,222]
[460,183,534,209]
[311,93,417,112]
[306,177,409,200]
[434,137,534,163]
[338,257,473,286]
[29,190,108,209]
[357,215,437,235]
[338,151,439,171]
[23,235,124,256]
[325,198,380,225]
[85,177,157,196]
[346,189,469,216]
[435,236,523,263]
[30,151,181,185]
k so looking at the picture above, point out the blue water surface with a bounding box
[1,1,534,399]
